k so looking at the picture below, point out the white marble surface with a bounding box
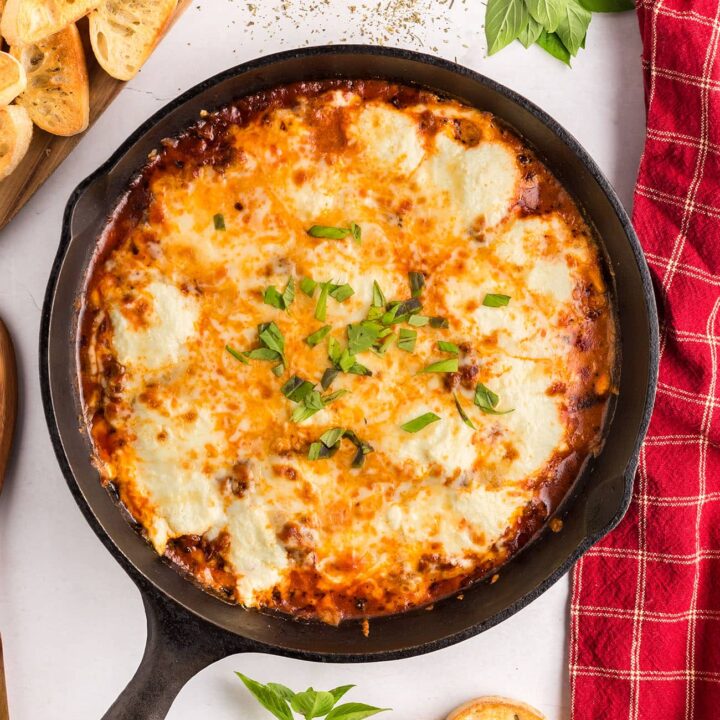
[0,3,646,719]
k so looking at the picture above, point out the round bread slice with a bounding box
[1,0,100,45]
[0,104,33,180]
[0,51,26,105]
[11,22,89,136]
[89,0,178,81]
[447,697,546,720]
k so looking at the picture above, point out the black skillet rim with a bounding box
[39,44,659,662]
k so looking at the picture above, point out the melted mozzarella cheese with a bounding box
[86,87,613,618]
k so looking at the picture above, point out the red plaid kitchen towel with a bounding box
[569,0,720,718]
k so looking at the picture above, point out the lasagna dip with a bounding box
[80,81,616,624]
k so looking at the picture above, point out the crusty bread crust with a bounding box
[1,0,100,45]
[11,22,89,136]
[89,0,177,81]
[446,696,546,720]
[0,51,26,105]
[0,104,32,180]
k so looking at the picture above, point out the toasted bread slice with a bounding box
[447,697,545,720]
[89,0,178,81]
[11,22,89,136]
[0,51,26,104]
[1,0,100,45]
[0,104,32,180]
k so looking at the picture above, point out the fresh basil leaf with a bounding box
[347,362,372,376]
[245,347,282,361]
[482,293,511,308]
[315,283,330,321]
[518,15,543,48]
[371,281,386,308]
[325,703,389,720]
[291,690,336,720]
[282,276,295,309]
[300,277,317,297]
[376,332,397,355]
[429,316,449,329]
[291,390,326,423]
[321,367,340,390]
[408,314,429,327]
[226,344,249,364]
[556,0,591,55]
[322,388,349,404]
[281,375,315,403]
[329,686,356,704]
[339,348,356,373]
[474,382,514,415]
[453,392,476,429]
[437,341,459,355]
[236,673,293,720]
[306,325,332,347]
[330,284,355,302]
[485,0,529,55]
[320,427,346,447]
[408,271,425,298]
[328,337,342,365]
[213,213,226,231]
[537,30,572,65]
[350,222,362,243]
[267,683,296,702]
[526,0,564,31]
[398,328,417,352]
[420,358,459,374]
[400,412,441,433]
[578,0,633,10]
[307,225,352,239]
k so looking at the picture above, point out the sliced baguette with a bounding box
[447,697,546,720]
[11,22,89,136]
[0,104,32,180]
[89,0,178,81]
[1,0,100,45]
[0,51,26,105]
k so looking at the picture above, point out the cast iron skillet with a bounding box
[40,45,658,720]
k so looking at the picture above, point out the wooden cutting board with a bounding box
[0,0,192,231]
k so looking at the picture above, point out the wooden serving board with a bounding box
[0,0,192,231]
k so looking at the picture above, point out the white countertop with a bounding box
[0,3,645,718]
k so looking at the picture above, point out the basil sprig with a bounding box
[485,0,632,65]
[236,673,387,720]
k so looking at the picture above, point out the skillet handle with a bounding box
[102,588,249,720]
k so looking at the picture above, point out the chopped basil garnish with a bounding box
[420,358,459,374]
[401,412,441,433]
[348,322,382,355]
[372,281,386,308]
[321,366,340,390]
[344,429,374,468]
[474,382,513,415]
[258,322,284,356]
[315,282,330,321]
[291,387,347,423]
[437,341,460,355]
[308,441,335,460]
[398,328,417,352]
[453,392,476,429]
[307,223,361,240]
[213,213,225,230]
[408,271,425,298]
[244,347,281,361]
[319,427,346,447]
[483,293,511,307]
[281,375,315,403]
[376,331,397,355]
[305,325,332,347]
[263,277,294,311]
[429,316,449,329]
[225,344,249,364]
[329,283,354,302]
[300,277,317,297]
[409,314,429,327]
